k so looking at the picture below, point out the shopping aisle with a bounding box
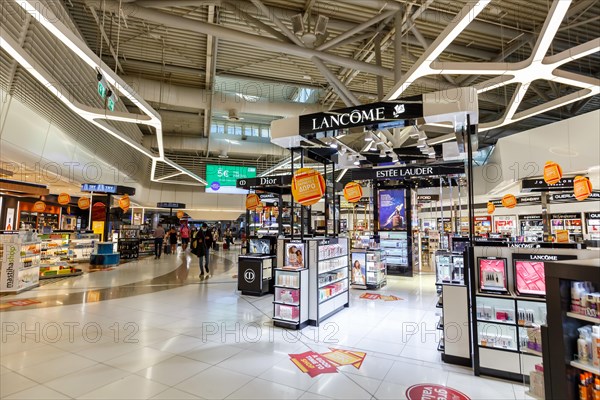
[1,251,530,399]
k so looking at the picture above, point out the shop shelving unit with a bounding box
[39,233,82,279]
[308,237,350,326]
[379,231,409,275]
[0,231,41,293]
[519,215,544,242]
[117,226,140,260]
[273,267,309,329]
[69,232,100,262]
[350,249,386,289]
[542,259,600,400]
[550,213,583,241]
[138,237,155,257]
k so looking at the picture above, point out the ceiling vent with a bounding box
[224,109,243,121]
[291,14,304,35]
[314,15,329,36]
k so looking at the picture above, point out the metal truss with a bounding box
[385,0,599,132]
[0,0,208,186]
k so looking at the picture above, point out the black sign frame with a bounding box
[156,202,186,209]
[351,163,464,181]
[81,183,136,196]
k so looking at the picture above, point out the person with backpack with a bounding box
[191,223,213,276]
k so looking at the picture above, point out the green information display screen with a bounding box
[205,164,256,187]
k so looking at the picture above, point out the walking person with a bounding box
[191,223,214,277]
[153,224,166,259]
[168,226,178,254]
[180,221,190,251]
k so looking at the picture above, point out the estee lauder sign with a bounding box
[352,163,464,181]
[299,101,424,135]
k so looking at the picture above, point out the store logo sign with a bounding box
[244,269,255,283]
[393,104,405,117]
[311,107,386,131]
[260,177,278,186]
[5,245,16,289]
[589,213,600,219]
[529,254,558,261]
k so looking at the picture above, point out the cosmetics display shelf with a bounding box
[272,267,309,330]
[566,312,600,324]
[350,249,387,290]
[0,232,41,293]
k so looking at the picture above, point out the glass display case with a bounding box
[350,249,386,289]
[379,231,408,275]
[39,233,82,279]
[435,250,465,284]
[273,267,309,329]
[69,232,100,262]
[478,321,518,351]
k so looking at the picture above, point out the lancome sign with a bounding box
[299,101,424,135]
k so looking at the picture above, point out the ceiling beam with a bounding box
[93,0,394,78]
[6,14,31,94]
[88,6,124,74]
[221,1,291,42]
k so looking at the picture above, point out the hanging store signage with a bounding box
[78,197,90,210]
[521,177,577,192]
[206,164,256,188]
[550,213,581,220]
[574,176,593,201]
[80,183,135,196]
[585,213,600,220]
[157,202,186,209]
[236,175,292,189]
[487,202,495,214]
[518,214,543,220]
[118,194,130,211]
[291,168,326,206]
[299,101,424,135]
[176,210,185,219]
[501,194,517,208]
[246,194,261,211]
[549,191,600,203]
[488,195,541,208]
[32,201,46,213]
[343,182,363,203]
[352,163,464,181]
[543,161,563,185]
[57,193,71,205]
[416,194,439,202]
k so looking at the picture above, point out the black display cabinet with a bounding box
[237,255,274,296]
[543,258,600,400]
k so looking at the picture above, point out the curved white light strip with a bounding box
[386,0,600,132]
[3,0,207,185]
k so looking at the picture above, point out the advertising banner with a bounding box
[378,189,406,230]
[285,243,305,269]
[291,168,326,206]
[351,252,366,285]
[343,182,363,203]
[57,193,71,205]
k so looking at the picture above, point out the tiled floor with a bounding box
[0,248,534,399]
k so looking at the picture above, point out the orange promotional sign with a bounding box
[501,194,517,209]
[556,229,569,243]
[256,202,265,213]
[57,193,71,205]
[78,197,91,210]
[118,194,130,210]
[176,210,185,219]
[487,202,496,214]
[574,176,593,201]
[291,168,326,206]
[543,161,563,185]
[32,201,46,213]
[343,182,363,203]
[246,193,260,211]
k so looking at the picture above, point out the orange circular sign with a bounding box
[57,193,71,205]
[574,176,592,201]
[118,194,130,210]
[176,210,185,219]
[246,193,261,211]
[78,197,91,210]
[33,201,46,213]
[343,182,363,203]
[501,194,517,209]
[291,168,326,206]
[543,161,563,185]
[256,202,265,213]
[487,202,496,214]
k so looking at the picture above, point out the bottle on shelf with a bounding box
[579,327,592,363]
[592,325,600,368]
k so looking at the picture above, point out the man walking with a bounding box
[153,224,166,259]
[192,223,214,276]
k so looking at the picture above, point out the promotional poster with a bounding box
[351,253,366,285]
[286,243,305,269]
[378,189,406,230]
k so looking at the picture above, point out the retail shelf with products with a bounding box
[542,258,600,400]
[117,226,140,260]
[350,249,386,289]
[435,250,465,285]
[471,242,593,384]
[308,237,349,326]
[39,232,82,279]
[0,231,41,293]
[69,232,100,262]
[138,237,155,256]
[519,215,544,242]
[379,231,409,275]
[272,267,309,329]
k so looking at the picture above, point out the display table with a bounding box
[237,255,274,296]
[90,242,120,267]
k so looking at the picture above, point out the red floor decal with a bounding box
[6,299,41,307]
[406,384,470,400]
[289,348,367,377]
[360,293,403,301]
